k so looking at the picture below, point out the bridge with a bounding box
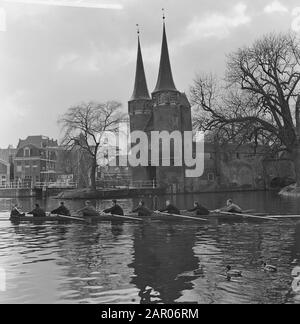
[0,181,78,198]
[0,180,158,198]
[96,179,157,189]
[0,181,77,190]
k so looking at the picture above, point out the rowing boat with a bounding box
[8,214,134,223]
[5,210,282,223]
[8,212,206,223]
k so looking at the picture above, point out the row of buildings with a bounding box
[0,135,130,189]
[0,135,294,191]
[0,136,78,188]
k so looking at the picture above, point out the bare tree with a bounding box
[59,101,125,191]
[191,32,300,186]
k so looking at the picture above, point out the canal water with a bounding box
[0,191,300,304]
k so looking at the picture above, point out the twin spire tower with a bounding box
[128,14,193,191]
[131,16,177,100]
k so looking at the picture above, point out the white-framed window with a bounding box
[24,147,30,157]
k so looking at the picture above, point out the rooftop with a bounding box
[17,136,58,149]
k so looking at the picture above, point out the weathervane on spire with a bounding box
[136,24,140,35]
[162,8,165,21]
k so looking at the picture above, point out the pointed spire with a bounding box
[130,25,150,101]
[153,11,177,93]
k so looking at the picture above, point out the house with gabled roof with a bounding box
[14,136,59,185]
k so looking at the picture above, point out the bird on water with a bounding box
[262,262,277,273]
[225,265,242,277]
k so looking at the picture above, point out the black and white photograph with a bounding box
[1,0,300,307]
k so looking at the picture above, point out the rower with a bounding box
[132,201,152,217]
[159,200,181,215]
[103,200,124,216]
[51,202,71,216]
[221,199,242,213]
[77,200,100,217]
[28,204,46,218]
[188,202,209,216]
[10,204,25,218]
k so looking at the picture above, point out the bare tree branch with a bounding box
[191,32,300,185]
[58,101,125,190]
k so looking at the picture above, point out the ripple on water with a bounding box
[1,197,300,304]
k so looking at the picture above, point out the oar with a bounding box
[46,212,86,223]
[154,211,207,222]
[101,213,143,222]
[266,215,300,219]
[54,214,89,223]
[218,211,278,221]
[210,209,255,214]
[0,214,87,223]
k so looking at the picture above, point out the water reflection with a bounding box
[130,223,199,304]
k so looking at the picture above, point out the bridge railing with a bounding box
[0,181,32,189]
[0,181,78,190]
[34,182,78,189]
[96,179,157,189]
[130,180,157,188]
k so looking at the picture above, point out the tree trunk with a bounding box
[90,159,97,191]
[213,137,222,186]
[291,143,300,187]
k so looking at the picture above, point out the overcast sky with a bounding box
[0,0,300,147]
